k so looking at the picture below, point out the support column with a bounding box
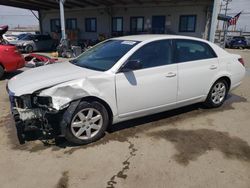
[59,0,66,40]
[209,0,221,42]
[38,10,43,34]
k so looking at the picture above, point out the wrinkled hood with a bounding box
[8,62,100,96]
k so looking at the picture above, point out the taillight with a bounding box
[238,58,245,67]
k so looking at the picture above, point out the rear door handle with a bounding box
[166,72,176,78]
[210,65,218,70]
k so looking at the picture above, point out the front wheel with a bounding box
[25,45,33,53]
[65,101,109,145]
[204,79,228,108]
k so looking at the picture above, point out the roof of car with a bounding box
[113,34,204,42]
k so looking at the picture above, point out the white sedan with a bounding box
[7,35,245,145]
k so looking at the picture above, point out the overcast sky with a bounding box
[0,0,249,31]
[226,0,250,31]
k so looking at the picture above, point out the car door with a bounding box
[43,35,53,51]
[115,39,177,117]
[33,35,44,51]
[174,39,218,102]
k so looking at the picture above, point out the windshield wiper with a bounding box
[69,59,77,64]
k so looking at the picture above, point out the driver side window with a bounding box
[128,40,172,69]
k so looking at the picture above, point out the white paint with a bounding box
[8,35,245,124]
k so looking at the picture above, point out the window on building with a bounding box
[50,19,61,32]
[66,18,77,30]
[112,17,123,32]
[174,39,217,63]
[128,40,173,69]
[179,15,196,32]
[85,18,97,32]
[130,17,144,33]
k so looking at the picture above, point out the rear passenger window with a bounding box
[129,40,172,69]
[175,39,217,63]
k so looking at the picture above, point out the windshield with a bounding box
[70,40,139,71]
[20,35,34,40]
[233,37,245,40]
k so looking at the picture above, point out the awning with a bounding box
[0,0,199,10]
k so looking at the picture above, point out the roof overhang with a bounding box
[0,0,212,11]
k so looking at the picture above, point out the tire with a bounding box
[204,79,229,108]
[0,65,4,79]
[25,45,33,53]
[65,101,109,145]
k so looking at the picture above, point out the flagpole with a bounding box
[222,0,232,48]
[223,23,229,48]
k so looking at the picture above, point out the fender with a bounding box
[206,71,232,95]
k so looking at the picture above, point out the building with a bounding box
[0,0,220,42]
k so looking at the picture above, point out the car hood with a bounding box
[10,40,32,45]
[8,62,100,96]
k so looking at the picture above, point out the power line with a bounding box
[0,15,36,16]
[227,12,250,15]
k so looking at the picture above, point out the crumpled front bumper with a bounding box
[7,88,45,144]
[8,89,25,144]
[11,109,26,144]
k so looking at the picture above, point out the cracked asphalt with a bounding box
[0,49,250,188]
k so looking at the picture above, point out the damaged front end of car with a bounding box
[7,89,65,144]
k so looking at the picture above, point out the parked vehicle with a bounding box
[0,25,25,79]
[3,34,18,42]
[226,36,247,49]
[15,33,33,40]
[245,36,250,48]
[11,34,54,53]
[7,35,245,145]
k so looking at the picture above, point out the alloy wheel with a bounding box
[211,82,226,105]
[71,108,103,140]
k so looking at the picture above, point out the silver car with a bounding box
[12,34,54,53]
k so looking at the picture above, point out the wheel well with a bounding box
[0,63,4,70]
[80,96,113,125]
[217,76,231,90]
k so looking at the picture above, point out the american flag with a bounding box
[228,12,242,26]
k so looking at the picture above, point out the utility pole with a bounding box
[222,0,232,48]
[59,0,66,40]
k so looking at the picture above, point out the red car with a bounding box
[0,25,25,79]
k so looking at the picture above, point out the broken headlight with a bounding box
[15,95,32,109]
[33,96,53,108]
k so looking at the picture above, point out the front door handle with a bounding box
[210,65,218,70]
[166,72,176,78]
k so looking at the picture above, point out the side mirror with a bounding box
[34,39,39,42]
[119,60,142,72]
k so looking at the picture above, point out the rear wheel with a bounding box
[204,79,228,108]
[65,101,109,145]
[0,65,4,79]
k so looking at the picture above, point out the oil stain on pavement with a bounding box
[56,171,69,188]
[63,94,247,154]
[106,141,138,188]
[149,129,250,165]
[1,94,247,154]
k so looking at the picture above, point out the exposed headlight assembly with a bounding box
[33,96,53,108]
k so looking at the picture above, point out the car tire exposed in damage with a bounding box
[64,101,109,145]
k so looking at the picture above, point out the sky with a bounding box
[0,6,38,28]
[0,0,249,31]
